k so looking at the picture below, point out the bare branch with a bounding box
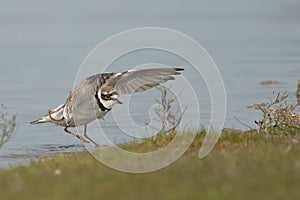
[151,86,186,135]
[248,93,300,132]
[0,104,17,149]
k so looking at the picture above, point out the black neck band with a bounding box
[95,93,111,112]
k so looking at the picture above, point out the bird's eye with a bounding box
[101,94,111,100]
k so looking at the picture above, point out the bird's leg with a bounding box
[64,127,89,143]
[83,124,99,147]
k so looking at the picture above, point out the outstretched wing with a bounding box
[66,67,183,110]
[105,68,184,95]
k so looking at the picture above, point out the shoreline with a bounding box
[1,127,299,170]
[1,128,300,199]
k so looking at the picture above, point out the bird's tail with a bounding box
[30,103,65,125]
[30,116,51,125]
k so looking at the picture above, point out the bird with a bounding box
[30,67,184,146]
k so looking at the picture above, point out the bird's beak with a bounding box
[115,99,123,104]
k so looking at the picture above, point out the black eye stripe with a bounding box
[101,94,111,100]
[110,91,118,96]
[101,91,118,100]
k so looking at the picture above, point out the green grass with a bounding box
[1,129,300,200]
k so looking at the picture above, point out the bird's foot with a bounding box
[76,135,90,143]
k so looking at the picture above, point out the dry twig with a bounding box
[248,93,300,132]
[153,86,186,134]
[0,104,17,148]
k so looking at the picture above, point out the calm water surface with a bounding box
[0,0,300,168]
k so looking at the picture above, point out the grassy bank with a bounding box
[1,129,300,200]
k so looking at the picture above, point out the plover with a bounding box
[31,68,184,146]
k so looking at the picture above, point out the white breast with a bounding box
[71,97,108,126]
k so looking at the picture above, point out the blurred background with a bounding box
[0,0,299,167]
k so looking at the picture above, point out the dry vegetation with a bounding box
[149,86,186,134]
[248,93,300,134]
[0,104,17,149]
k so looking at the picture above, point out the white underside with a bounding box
[72,97,108,126]
[47,97,108,127]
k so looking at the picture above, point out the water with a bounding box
[0,0,300,168]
